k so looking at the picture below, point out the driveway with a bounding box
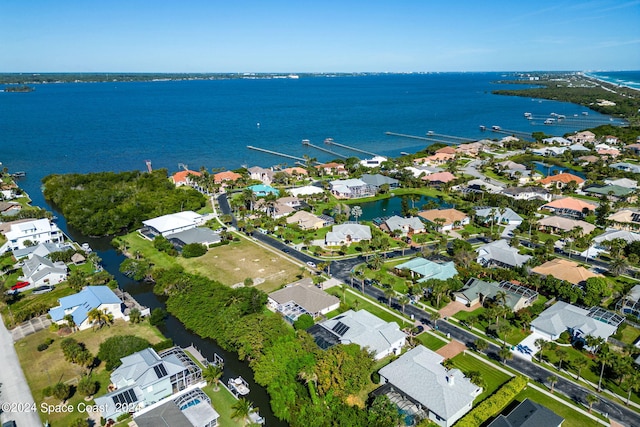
[0,314,43,426]
[10,315,51,341]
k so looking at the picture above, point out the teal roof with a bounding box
[396,258,458,282]
[248,184,279,197]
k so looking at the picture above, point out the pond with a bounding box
[355,194,453,221]
[534,162,585,179]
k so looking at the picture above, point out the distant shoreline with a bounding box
[582,71,640,93]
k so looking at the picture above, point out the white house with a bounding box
[382,215,426,236]
[49,286,125,330]
[359,156,388,168]
[329,179,374,199]
[1,218,64,253]
[267,278,340,322]
[142,211,204,237]
[325,223,372,246]
[379,345,482,427]
[20,254,68,289]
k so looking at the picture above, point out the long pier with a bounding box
[324,138,379,157]
[385,131,433,141]
[247,145,321,164]
[426,131,474,142]
[490,128,533,139]
[302,139,346,158]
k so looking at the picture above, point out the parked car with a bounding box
[11,281,30,291]
[306,261,316,269]
[32,285,55,295]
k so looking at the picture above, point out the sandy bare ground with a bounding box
[436,339,468,359]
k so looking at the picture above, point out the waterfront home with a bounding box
[455,142,483,156]
[569,143,591,152]
[475,239,532,269]
[381,215,426,236]
[325,223,372,246]
[394,258,458,283]
[248,166,275,185]
[0,201,21,216]
[12,241,74,260]
[315,162,349,176]
[134,387,219,427]
[20,254,68,289]
[567,130,596,144]
[607,208,640,231]
[141,211,204,238]
[474,207,523,226]
[455,179,503,194]
[0,218,64,254]
[49,286,124,330]
[414,152,455,166]
[267,278,340,322]
[625,143,640,155]
[597,147,621,158]
[404,165,439,178]
[166,227,221,248]
[418,208,469,232]
[435,146,457,155]
[213,170,242,185]
[377,345,482,427]
[578,155,599,164]
[422,171,456,185]
[539,173,585,189]
[360,155,388,168]
[530,301,622,343]
[308,309,406,360]
[170,170,201,187]
[610,162,640,174]
[454,278,537,311]
[287,185,325,197]
[540,197,596,219]
[496,160,527,172]
[530,146,567,156]
[329,178,374,199]
[542,136,571,146]
[616,284,640,320]
[360,173,400,191]
[286,210,329,230]
[248,184,279,197]
[501,186,552,202]
[95,346,203,422]
[487,398,564,427]
[531,258,602,286]
[537,215,595,236]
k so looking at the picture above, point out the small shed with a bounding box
[71,253,86,265]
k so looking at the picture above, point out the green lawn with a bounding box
[325,287,411,327]
[514,387,602,427]
[201,384,245,427]
[451,353,512,403]
[415,333,448,351]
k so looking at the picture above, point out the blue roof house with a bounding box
[395,258,458,283]
[49,286,124,330]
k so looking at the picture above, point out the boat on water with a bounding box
[544,118,555,125]
[228,376,250,396]
[249,411,265,425]
[479,125,486,131]
[523,112,532,118]
[491,125,501,131]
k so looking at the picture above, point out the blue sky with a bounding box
[2,0,639,72]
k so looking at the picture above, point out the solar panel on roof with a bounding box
[332,321,350,336]
[632,213,640,223]
[113,389,138,406]
[153,363,168,378]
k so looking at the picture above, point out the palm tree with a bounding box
[596,343,611,392]
[534,338,547,363]
[624,371,640,405]
[87,308,113,330]
[398,295,410,315]
[230,397,254,424]
[573,357,588,381]
[547,375,558,393]
[474,339,489,353]
[498,346,513,364]
[494,290,508,308]
[384,287,395,306]
[431,312,441,329]
[351,205,363,223]
[586,394,599,413]
[64,314,77,332]
[203,364,224,391]
[555,348,568,371]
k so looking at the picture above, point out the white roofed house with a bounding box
[141,211,204,238]
[329,178,374,199]
[475,240,532,269]
[474,207,523,226]
[325,223,372,246]
[377,345,482,427]
[0,218,64,254]
[20,254,68,289]
[382,215,426,236]
[359,155,388,168]
[360,173,400,191]
[247,166,275,185]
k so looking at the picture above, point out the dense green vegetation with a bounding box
[97,335,151,370]
[42,169,205,235]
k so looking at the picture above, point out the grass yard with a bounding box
[514,387,602,427]
[15,320,165,426]
[451,353,512,403]
[415,333,448,351]
[201,384,245,427]
[325,287,412,327]
[1,284,76,328]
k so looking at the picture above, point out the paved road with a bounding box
[0,315,43,427]
[461,160,507,188]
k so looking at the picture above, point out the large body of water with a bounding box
[588,70,640,91]
[0,72,630,425]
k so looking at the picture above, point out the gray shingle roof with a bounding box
[269,278,339,315]
[487,398,564,427]
[476,239,531,268]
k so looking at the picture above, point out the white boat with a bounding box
[524,112,532,118]
[544,119,555,124]
[228,376,250,396]
[491,125,501,131]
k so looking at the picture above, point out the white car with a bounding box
[306,261,316,269]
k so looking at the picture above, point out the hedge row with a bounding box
[455,375,528,427]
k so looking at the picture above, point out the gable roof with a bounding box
[531,258,602,285]
[418,208,468,226]
[379,345,480,421]
[49,286,121,326]
[327,223,372,241]
[171,170,201,184]
[456,278,537,311]
[422,171,456,183]
[531,301,617,340]
[384,216,425,233]
[475,207,523,223]
[213,170,242,183]
[360,173,399,187]
[395,258,458,282]
[537,216,595,235]
[269,278,339,315]
[585,185,634,197]
[476,239,532,268]
[487,398,564,427]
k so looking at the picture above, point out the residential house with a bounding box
[531,146,567,156]
[597,147,621,158]
[248,184,279,197]
[378,345,482,427]
[577,155,599,164]
[134,388,219,427]
[418,208,470,232]
[455,142,483,157]
[604,135,621,145]
[568,143,591,153]
[474,207,523,226]
[487,398,564,427]
[170,170,201,187]
[542,136,571,146]
[435,146,457,156]
[539,173,585,189]
[422,171,456,185]
[567,130,596,144]
[95,347,203,421]
[414,152,455,166]
[616,284,640,320]
[625,143,640,155]
[281,166,308,177]
[315,162,349,176]
[20,254,68,289]
[404,165,439,179]
[540,197,596,219]
[325,223,372,246]
[359,155,388,168]
[166,228,221,248]
[1,218,64,253]
[49,286,125,330]
[475,240,532,269]
[286,211,329,230]
[0,201,21,216]
[248,166,275,185]
[455,179,503,194]
[610,162,640,174]
[287,185,325,197]
[604,178,637,189]
[502,187,552,202]
[382,216,426,236]
[329,178,374,199]
[530,301,622,343]
[360,174,400,191]
[454,278,538,311]
[496,160,527,172]
[395,258,458,283]
[12,241,74,260]
[531,258,602,286]
[582,229,640,259]
[537,216,595,236]
[607,209,640,231]
[142,211,204,238]
[213,170,242,185]
[308,309,406,360]
[585,184,636,202]
[267,278,340,322]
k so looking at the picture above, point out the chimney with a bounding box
[446,374,454,386]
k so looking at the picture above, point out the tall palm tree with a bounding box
[586,394,599,413]
[384,287,395,306]
[596,343,611,392]
[498,346,513,364]
[624,371,640,405]
[398,295,410,315]
[534,338,547,363]
[351,205,363,223]
[64,314,77,332]
[547,375,558,393]
[573,357,588,381]
[87,308,113,330]
[230,397,254,425]
[203,364,224,391]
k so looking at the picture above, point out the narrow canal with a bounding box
[49,210,286,426]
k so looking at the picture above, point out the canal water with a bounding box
[355,194,453,222]
[47,208,286,426]
[534,161,585,179]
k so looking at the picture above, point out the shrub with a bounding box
[182,243,207,258]
[37,342,50,352]
[293,314,314,331]
[78,375,99,397]
[42,386,53,398]
[455,376,528,427]
[149,307,167,326]
[52,382,71,402]
[98,335,151,370]
[152,339,174,352]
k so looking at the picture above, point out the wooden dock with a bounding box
[184,344,223,367]
[324,138,379,157]
[426,131,474,142]
[491,127,533,139]
[302,139,346,158]
[247,145,321,164]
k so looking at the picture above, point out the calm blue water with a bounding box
[0,72,620,208]
[357,195,452,221]
[587,70,640,91]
